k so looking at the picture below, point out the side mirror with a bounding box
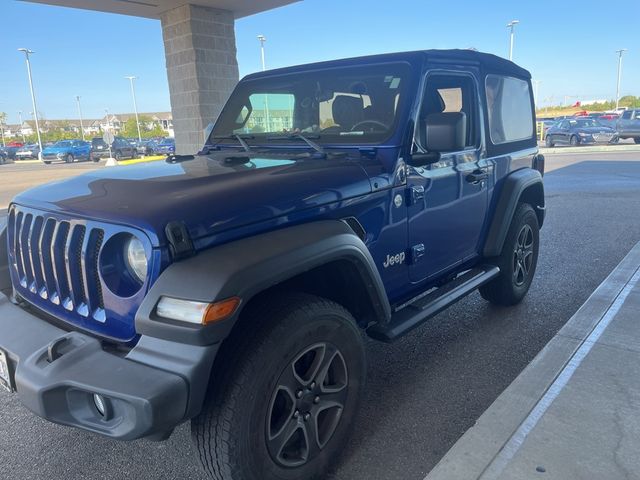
[424,112,466,153]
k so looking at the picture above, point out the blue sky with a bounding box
[1,0,639,124]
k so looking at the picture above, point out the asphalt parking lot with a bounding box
[1,151,640,479]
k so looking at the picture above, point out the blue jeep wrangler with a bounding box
[0,50,544,480]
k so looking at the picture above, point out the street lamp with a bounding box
[18,48,43,160]
[18,111,25,143]
[125,76,142,142]
[257,34,267,71]
[615,49,627,111]
[507,20,520,61]
[75,96,85,141]
[257,35,270,131]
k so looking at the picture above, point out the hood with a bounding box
[13,151,373,247]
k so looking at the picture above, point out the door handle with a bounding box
[466,170,488,184]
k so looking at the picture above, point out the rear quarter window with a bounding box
[485,75,534,145]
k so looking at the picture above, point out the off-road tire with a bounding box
[480,203,539,306]
[191,293,366,480]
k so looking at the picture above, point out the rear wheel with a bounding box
[115,151,122,161]
[65,154,74,163]
[545,135,554,147]
[634,138,640,144]
[569,135,579,146]
[191,293,366,480]
[44,161,51,165]
[480,203,539,306]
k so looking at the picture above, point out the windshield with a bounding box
[570,119,601,128]
[53,141,73,147]
[159,138,174,145]
[209,63,410,146]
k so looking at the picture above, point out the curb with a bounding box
[425,240,640,480]
[540,144,640,155]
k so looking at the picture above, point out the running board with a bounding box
[367,266,500,343]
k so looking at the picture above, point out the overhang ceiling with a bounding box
[22,0,299,19]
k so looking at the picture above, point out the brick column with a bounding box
[160,4,239,154]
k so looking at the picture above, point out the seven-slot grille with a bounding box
[8,206,106,323]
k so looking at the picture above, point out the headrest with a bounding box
[332,95,364,129]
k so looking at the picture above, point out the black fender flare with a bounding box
[483,168,545,258]
[136,220,391,345]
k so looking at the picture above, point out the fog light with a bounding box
[93,393,106,417]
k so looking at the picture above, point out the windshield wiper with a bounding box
[212,134,255,151]
[266,133,325,155]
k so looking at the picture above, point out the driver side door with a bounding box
[406,70,489,283]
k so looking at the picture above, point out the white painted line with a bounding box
[479,266,640,479]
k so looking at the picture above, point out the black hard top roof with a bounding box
[244,49,531,81]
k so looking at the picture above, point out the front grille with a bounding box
[9,206,105,322]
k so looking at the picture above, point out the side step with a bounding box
[367,266,500,343]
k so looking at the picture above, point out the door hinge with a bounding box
[407,185,425,205]
[410,243,426,264]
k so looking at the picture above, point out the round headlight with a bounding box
[125,237,147,283]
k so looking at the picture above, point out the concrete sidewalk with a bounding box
[426,241,640,480]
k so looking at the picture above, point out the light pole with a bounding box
[257,35,270,131]
[18,111,25,143]
[507,20,520,61]
[615,49,627,111]
[125,76,142,142]
[257,34,267,71]
[75,96,85,141]
[18,48,43,160]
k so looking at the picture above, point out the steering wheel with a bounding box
[350,120,388,132]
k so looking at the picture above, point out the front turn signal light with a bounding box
[156,296,240,325]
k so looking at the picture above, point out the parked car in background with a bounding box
[154,137,175,155]
[616,108,640,144]
[132,139,149,155]
[41,139,91,164]
[0,149,8,165]
[0,145,20,160]
[545,117,618,146]
[90,136,137,161]
[15,144,40,160]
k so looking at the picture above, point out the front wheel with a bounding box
[569,135,579,146]
[545,135,554,147]
[191,293,366,480]
[480,203,540,306]
[634,138,640,144]
[65,154,74,163]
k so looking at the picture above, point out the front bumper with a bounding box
[90,150,111,159]
[0,291,218,440]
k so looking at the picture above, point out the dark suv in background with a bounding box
[90,136,137,161]
[616,109,640,143]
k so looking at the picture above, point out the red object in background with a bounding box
[573,110,588,116]
[599,114,620,120]
[6,141,24,147]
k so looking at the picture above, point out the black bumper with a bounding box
[0,291,218,440]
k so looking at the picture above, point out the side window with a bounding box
[633,110,640,119]
[417,73,479,151]
[621,110,632,119]
[485,75,534,144]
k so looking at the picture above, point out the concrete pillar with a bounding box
[160,4,239,154]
